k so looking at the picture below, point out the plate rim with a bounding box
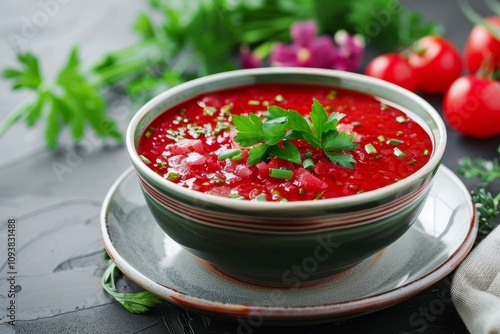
[100,165,477,321]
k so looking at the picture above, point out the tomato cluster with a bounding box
[365,36,462,94]
[364,21,500,139]
[443,17,500,138]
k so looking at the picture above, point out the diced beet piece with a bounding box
[293,168,328,191]
[170,139,205,155]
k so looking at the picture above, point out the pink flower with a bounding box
[270,21,337,68]
[239,21,365,72]
[331,30,365,71]
[240,46,263,69]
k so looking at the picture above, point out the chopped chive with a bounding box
[255,194,267,201]
[279,198,289,202]
[314,192,324,200]
[248,100,260,106]
[203,106,217,116]
[380,103,388,110]
[145,127,155,138]
[396,131,403,136]
[364,143,377,154]
[299,188,306,195]
[375,155,382,160]
[357,190,365,194]
[269,168,293,180]
[218,148,242,160]
[230,194,245,200]
[275,94,284,102]
[393,147,405,158]
[303,158,315,170]
[222,103,234,112]
[326,90,337,100]
[407,159,417,165]
[167,172,180,181]
[213,176,224,185]
[396,116,408,123]
[159,161,167,169]
[387,139,402,145]
[377,135,385,142]
[351,121,361,127]
[423,149,429,156]
[139,155,151,164]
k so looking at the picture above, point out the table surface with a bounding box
[1,1,499,333]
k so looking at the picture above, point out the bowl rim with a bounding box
[126,67,447,211]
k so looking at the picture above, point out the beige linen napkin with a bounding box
[452,226,500,334]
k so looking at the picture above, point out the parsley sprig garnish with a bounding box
[1,48,122,149]
[232,99,359,169]
[102,253,163,314]
[458,145,500,241]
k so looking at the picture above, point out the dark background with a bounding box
[1,0,499,333]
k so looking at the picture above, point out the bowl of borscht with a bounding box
[126,67,446,287]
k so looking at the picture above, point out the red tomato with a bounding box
[464,16,500,74]
[407,36,462,94]
[364,53,417,92]
[443,75,500,138]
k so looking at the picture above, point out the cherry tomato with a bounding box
[464,16,500,74]
[406,36,462,94]
[443,75,500,138]
[364,53,417,92]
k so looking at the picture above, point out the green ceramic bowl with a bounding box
[126,68,446,287]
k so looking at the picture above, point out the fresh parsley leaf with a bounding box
[323,131,359,152]
[248,144,269,165]
[268,140,302,164]
[1,47,123,149]
[101,260,163,314]
[232,100,359,169]
[310,99,329,140]
[3,52,43,90]
[232,113,265,147]
[325,151,357,169]
[267,105,289,119]
[262,116,287,145]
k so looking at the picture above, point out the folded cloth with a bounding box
[452,226,500,333]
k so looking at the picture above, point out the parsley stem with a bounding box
[0,97,36,137]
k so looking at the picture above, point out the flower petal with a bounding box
[240,46,263,69]
[305,36,337,68]
[270,43,301,67]
[291,21,318,47]
[333,30,365,71]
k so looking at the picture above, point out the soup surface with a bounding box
[138,84,432,201]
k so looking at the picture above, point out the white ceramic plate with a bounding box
[101,165,477,324]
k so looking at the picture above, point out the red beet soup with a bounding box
[138,83,432,201]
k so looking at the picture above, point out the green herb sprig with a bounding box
[232,99,359,169]
[102,256,163,314]
[2,48,122,149]
[458,145,500,241]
